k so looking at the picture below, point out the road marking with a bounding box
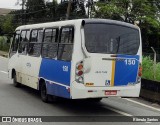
[0,71,8,74]
[124,98,160,112]
[103,105,133,116]
[107,107,133,116]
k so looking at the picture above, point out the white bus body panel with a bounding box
[8,53,41,89]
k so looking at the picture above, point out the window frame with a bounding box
[41,27,59,59]
[18,29,30,55]
[57,26,74,61]
[28,28,44,57]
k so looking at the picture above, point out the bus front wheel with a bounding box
[13,72,21,87]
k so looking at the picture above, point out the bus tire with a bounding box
[40,82,50,102]
[13,72,21,87]
[40,81,58,103]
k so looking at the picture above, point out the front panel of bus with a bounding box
[71,20,142,99]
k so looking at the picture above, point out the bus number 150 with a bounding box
[125,59,136,66]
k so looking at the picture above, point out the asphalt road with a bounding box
[0,56,160,125]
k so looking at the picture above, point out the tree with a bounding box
[0,14,14,51]
[56,0,86,20]
[45,0,58,21]
[25,0,46,23]
[0,15,5,35]
[0,15,15,34]
[94,0,160,52]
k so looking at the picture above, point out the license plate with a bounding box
[105,90,117,95]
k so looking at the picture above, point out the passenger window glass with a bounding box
[20,31,26,42]
[31,30,38,42]
[26,31,30,42]
[18,30,29,54]
[58,27,74,61]
[28,29,43,57]
[60,28,73,43]
[44,29,52,43]
[38,30,43,43]
[42,28,58,58]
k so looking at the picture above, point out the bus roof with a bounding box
[16,19,139,31]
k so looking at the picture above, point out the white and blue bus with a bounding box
[8,19,142,102]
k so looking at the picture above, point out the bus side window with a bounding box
[42,28,58,58]
[10,31,20,57]
[58,27,74,61]
[28,29,43,57]
[18,30,30,54]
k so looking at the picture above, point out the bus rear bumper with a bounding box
[71,82,141,99]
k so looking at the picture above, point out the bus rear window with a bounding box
[84,23,140,55]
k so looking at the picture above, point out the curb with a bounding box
[140,79,160,103]
[140,89,160,103]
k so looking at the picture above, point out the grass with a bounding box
[142,56,160,81]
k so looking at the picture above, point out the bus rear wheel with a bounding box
[40,82,49,102]
[40,82,57,103]
[13,72,21,87]
[40,82,58,103]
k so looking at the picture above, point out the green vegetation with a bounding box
[142,56,160,81]
[0,36,10,52]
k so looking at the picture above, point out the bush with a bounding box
[142,56,160,81]
[156,62,160,81]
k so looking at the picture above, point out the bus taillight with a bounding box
[77,71,83,76]
[75,61,84,83]
[138,64,142,77]
[77,64,83,70]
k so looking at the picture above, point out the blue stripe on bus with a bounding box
[46,81,70,99]
[39,58,71,98]
[114,55,140,86]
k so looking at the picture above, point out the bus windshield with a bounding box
[84,23,140,55]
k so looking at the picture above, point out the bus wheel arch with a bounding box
[39,79,52,103]
[39,78,58,103]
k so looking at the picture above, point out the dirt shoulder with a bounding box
[0,51,8,58]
